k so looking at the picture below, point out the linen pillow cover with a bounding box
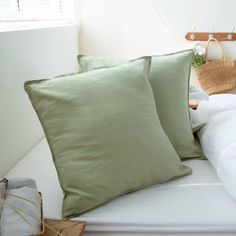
[1,187,41,236]
[25,58,191,218]
[78,51,202,159]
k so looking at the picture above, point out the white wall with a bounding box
[79,0,236,60]
[0,26,79,176]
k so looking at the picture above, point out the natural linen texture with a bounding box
[25,59,191,218]
[0,179,41,236]
[78,50,202,159]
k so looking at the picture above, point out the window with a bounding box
[0,0,75,21]
[0,0,77,31]
[0,0,18,19]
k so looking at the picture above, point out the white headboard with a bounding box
[0,26,79,176]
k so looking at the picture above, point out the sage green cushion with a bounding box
[78,51,202,159]
[77,55,125,72]
[25,59,191,219]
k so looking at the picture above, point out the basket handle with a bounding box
[205,38,226,62]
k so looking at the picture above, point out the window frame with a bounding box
[0,0,78,32]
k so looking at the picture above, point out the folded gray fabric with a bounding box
[0,178,37,198]
[0,178,8,218]
[0,178,37,215]
[2,178,37,191]
[0,179,41,236]
[0,187,41,236]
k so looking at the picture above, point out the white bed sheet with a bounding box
[197,94,236,201]
[7,138,236,236]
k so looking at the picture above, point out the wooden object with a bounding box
[44,219,86,236]
[35,192,45,236]
[34,192,85,236]
[185,32,236,41]
[189,99,200,109]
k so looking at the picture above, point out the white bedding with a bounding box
[198,94,236,201]
[6,138,236,236]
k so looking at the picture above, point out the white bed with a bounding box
[198,94,236,201]
[6,138,236,236]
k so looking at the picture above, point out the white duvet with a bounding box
[197,94,236,200]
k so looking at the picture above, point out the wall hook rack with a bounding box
[185,31,236,41]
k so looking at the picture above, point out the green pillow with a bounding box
[25,58,191,218]
[77,54,125,72]
[78,51,202,159]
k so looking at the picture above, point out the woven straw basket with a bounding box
[195,38,236,95]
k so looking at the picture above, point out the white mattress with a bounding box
[7,138,236,236]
